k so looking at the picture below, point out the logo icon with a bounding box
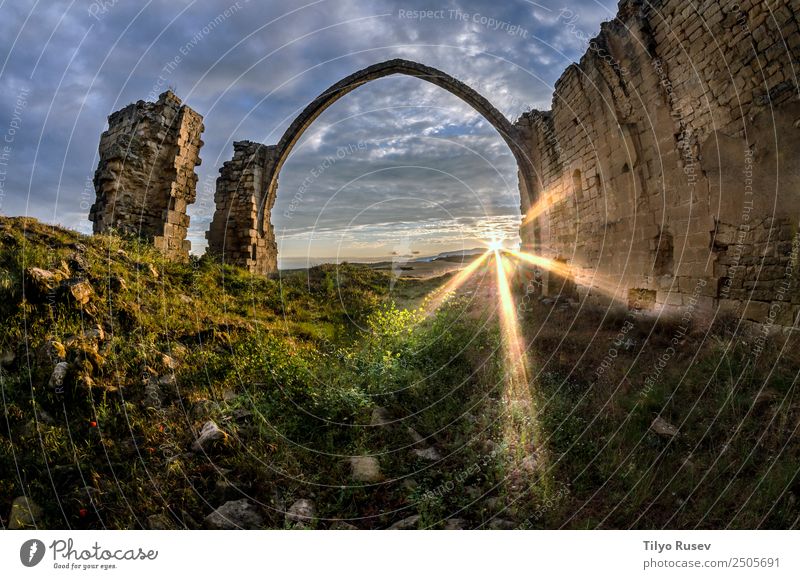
[20,539,46,567]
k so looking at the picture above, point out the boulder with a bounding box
[0,349,15,367]
[286,499,315,525]
[23,267,56,301]
[388,515,420,530]
[204,499,264,530]
[444,518,468,530]
[48,362,69,390]
[349,456,382,483]
[330,521,359,530]
[413,447,442,461]
[650,416,679,437]
[487,518,516,530]
[191,421,228,452]
[370,406,391,426]
[8,496,43,529]
[61,278,93,305]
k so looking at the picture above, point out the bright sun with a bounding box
[487,238,504,252]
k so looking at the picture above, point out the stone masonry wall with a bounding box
[517,0,800,328]
[89,90,204,261]
[205,141,278,275]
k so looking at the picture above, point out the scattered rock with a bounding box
[43,340,67,362]
[53,260,71,280]
[61,278,93,305]
[370,406,391,426]
[330,521,359,530]
[413,447,442,461]
[191,421,228,452]
[401,479,419,492]
[349,456,382,483]
[24,267,56,300]
[650,416,679,437]
[444,518,468,530]
[158,373,176,387]
[230,408,253,422]
[8,496,43,529]
[487,518,515,530]
[179,294,193,304]
[83,324,105,342]
[286,499,315,526]
[147,264,159,279]
[48,361,69,390]
[388,515,420,530]
[204,499,264,530]
[0,349,15,367]
[111,275,127,291]
[407,427,425,444]
[147,513,174,530]
[69,252,90,273]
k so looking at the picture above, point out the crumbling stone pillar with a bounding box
[89,90,204,261]
[205,141,278,275]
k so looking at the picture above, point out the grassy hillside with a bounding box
[1,216,798,529]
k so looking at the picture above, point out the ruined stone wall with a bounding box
[517,0,800,328]
[205,141,278,275]
[89,90,204,261]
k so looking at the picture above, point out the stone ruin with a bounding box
[89,90,204,261]
[89,0,799,329]
[515,0,800,328]
[205,141,278,275]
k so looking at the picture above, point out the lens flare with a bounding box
[508,249,627,305]
[493,250,528,393]
[487,238,504,252]
[423,250,490,314]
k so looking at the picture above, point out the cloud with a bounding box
[0,0,617,257]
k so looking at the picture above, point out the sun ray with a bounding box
[493,250,528,394]
[507,249,628,306]
[422,250,490,314]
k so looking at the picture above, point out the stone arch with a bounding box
[206,59,535,274]
[267,59,531,202]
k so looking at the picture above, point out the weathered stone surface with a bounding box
[8,496,43,529]
[90,90,203,262]
[24,267,56,301]
[444,518,468,530]
[387,515,420,530]
[205,141,279,275]
[191,420,228,452]
[370,406,391,426]
[286,498,315,525]
[61,278,93,305]
[204,499,264,530]
[651,417,679,437]
[349,456,382,483]
[48,361,69,390]
[516,0,800,329]
[413,447,442,461]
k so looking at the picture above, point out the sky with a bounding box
[0,0,618,265]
